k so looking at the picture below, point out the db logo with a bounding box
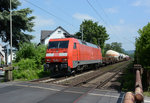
[54,53,59,56]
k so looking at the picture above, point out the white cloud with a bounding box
[34,16,55,27]
[73,13,96,21]
[132,0,150,7]
[30,15,55,44]
[105,8,118,14]
[132,0,141,6]
[106,25,139,50]
[108,25,138,37]
[119,19,125,24]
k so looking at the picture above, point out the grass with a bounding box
[143,86,150,97]
[119,62,135,92]
[119,62,150,97]
[13,66,50,81]
[144,92,150,97]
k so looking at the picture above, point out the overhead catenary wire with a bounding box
[24,0,134,45]
[23,0,76,29]
[95,0,112,25]
[86,0,121,40]
[86,0,109,27]
[95,0,135,44]
[48,3,76,33]
[86,0,135,45]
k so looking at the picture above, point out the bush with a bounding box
[13,43,49,80]
[33,44,47,68]
[121,64,135,92]
[13,59,37,80]
[13,58,50,80]
[13,58,37,70]
[15,43,37,62]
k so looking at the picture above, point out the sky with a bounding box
[8,0,150,50]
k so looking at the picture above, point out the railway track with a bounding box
[30,74,67,83]
[30,70,95,84]
[52,61,130,87]
[72,61,130,88]
[30,61,131,90]
[95,68,123,89]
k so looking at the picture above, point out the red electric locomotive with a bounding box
[45,38,102,74]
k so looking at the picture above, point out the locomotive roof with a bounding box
[49,38,100,49]
[78,39,99,48]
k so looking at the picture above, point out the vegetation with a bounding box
[75,20,109,50]
[13,43,49,80]
[128,53,134,59]
[135,22,150,89]
[103,42,127,56]
[104,42,123,52]
[15,43,46,68]
[0,60,5,66]
[120,63,135,92]
[0,0,35,49]
[144,92,150,97]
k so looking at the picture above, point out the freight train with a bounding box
[102,50,130,65]
[44,38,129,75]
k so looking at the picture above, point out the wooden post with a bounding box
[123,92,135,103]
[4,66,13,81]
[134,64,144,103]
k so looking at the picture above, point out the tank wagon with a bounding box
[102,50,119,65]
[106,50,120,60]
[45,38,102,74]
[102,50,130,65]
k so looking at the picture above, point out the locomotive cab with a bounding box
[45,39,70,74]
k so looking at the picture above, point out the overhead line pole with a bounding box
[82,25,83,40]
[10,0,12,65]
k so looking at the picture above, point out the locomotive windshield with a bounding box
[48,41,69,49]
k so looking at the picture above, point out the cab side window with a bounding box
[73,43,77,49]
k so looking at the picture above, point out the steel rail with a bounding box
[72,61,130,87]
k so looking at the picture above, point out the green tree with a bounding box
[111,42,123,53]
[135,23,150,67]
[75,20,109,49]
[104,42,124,53]
[103,43,111,56]
[104,44,111,52]
[135,22,150,88]
[15,43,46,67]
[0,0,35,49]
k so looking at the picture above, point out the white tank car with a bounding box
[125,55,130,60]
[125,55,129,58]
[122,54,126,58]
[119,53,126,59]
[106,50,120,60]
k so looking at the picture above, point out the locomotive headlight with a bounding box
[62,58,67,62]
[47,59,51,62]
